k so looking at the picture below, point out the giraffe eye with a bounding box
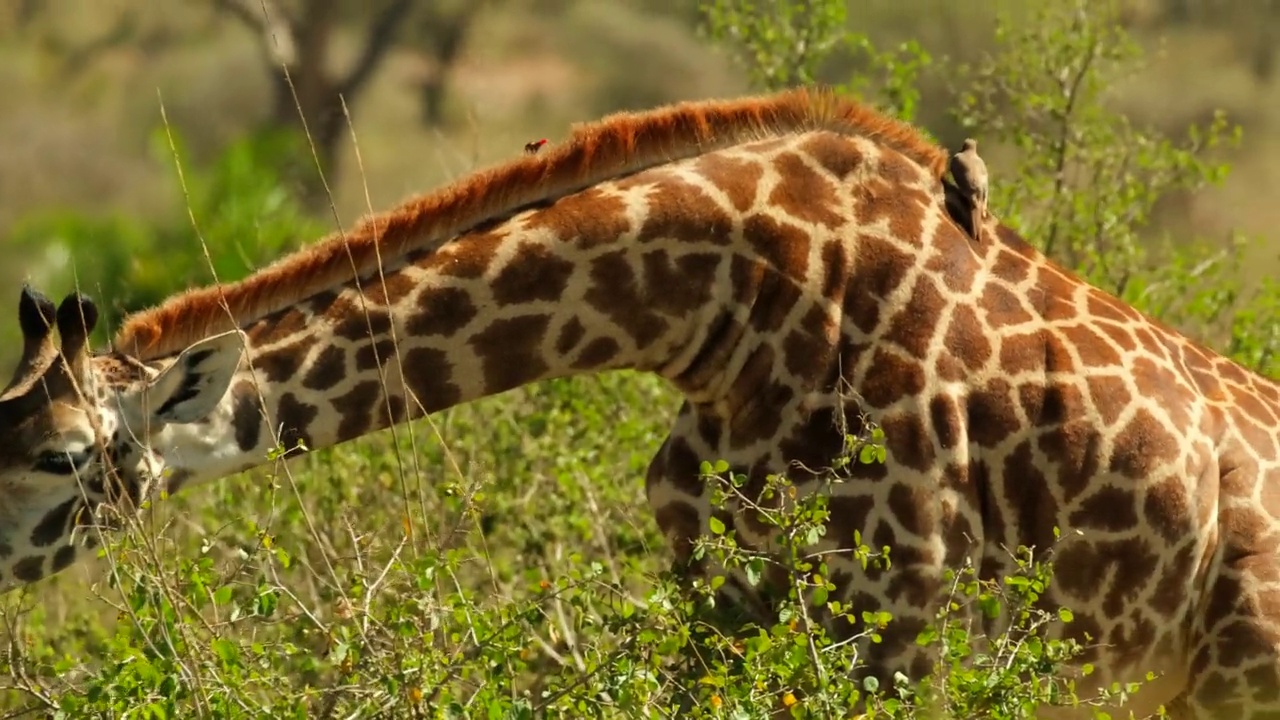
[33,449,92,476]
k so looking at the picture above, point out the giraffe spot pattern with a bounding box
[51,545,75,574]
[354,339,397,372]
[1055,537,1160,617]
[332,380,383,440]
[1109,408,1182,480]
[379,394,408,427]
[999,442,1058,552]
[746,270,803,335]
[302,345,346,391]
[887,482,935,539]
[782,305,835,380]
[966,378,1022,448]
[979,282,1035,328]
[231,381,263,453]
[642,251,720,316]
[1084,374,1132,426]
[798,132,867,180]
[469,315,552,396]
[654,434,705,499]
[674,312,746,393]
[922,230,981,294]
[652,501,701,562]
[860,348,927,408]
[11,556,43,583]
[989,247,1033,284]
[882,412,935,474]
[276,392,317,451]
[524,189,633,251]
[432,230,505,279]
[572,337,621,370]
[492,242,576,306]
[766,151,844,229]
[30,497,76,547]
[1069,484,1139,532]
[1063,324,1126,366]
[883,277,947,359]
[400,347,460,414]
[1092,286,1142,318]
[841,234,913,334]
[851,176,929,245]
[245,306,308,346]
[1037,419,1106,504]
[1151,543,1199,616]
[744,212,811,280]
[694,153,764,212]
[253,336,316,383]
[634,176,734,246]
[333,307,392,343]
[361,269,418,306]
[725,346,790,448]
[941,304,991,372]
[407,286,477,338]
[928,395,964,451]
[584,252,669,348]
[818,239,849,303]
[555,317,586,356]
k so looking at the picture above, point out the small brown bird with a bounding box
[524,138,548,155]
[949,138,989,244]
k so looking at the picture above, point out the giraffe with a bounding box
[0,88,1277,718]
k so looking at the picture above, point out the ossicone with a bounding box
[2,285,59,398]
[54,292,100,361]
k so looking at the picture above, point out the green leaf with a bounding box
[709,516,726,535]
[915,626,938,646]
[211,638,240,666]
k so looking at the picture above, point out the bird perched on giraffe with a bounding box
[948,137,989,243]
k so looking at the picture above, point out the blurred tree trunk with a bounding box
[408,3,486,127]
[1253,0,1278,85]
[213,0,414,207]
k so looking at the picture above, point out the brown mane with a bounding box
[112,86,949,361]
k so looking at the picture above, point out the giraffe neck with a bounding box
[148,170,742,488]
[131,129,953,504]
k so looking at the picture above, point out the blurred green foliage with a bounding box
[5,125,322,345]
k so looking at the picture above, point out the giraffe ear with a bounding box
[137,331,245,425]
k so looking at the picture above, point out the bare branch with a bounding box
[211,0,266,33]
[336,0,415,99]
[211,0,297,66]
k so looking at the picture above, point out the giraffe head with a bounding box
[0,285,244,590]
